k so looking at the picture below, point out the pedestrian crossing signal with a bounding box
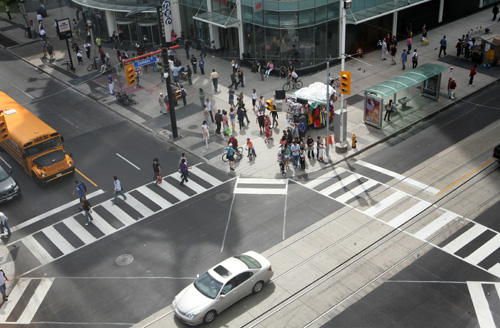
[340,71,351,95]
[125,64,136,86]
[0,111,9,141]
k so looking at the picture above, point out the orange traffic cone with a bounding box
[329,133,333,145]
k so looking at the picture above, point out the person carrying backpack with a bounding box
[72,180,87,211]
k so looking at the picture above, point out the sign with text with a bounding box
[133,56,157,68]
[57,18,72,40]
[162,0,173,43]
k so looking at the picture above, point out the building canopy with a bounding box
[363,63,449,98]
[193,12,239,29]
[346,0,432,25]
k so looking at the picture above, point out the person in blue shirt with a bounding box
[199,57,205,75]
[439,35,447,58]
[401,49,408,70]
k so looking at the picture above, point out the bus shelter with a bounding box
[362,63,449,128]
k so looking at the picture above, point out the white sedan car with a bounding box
[172,251,274,326]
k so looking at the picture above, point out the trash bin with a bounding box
[93,57,101,71]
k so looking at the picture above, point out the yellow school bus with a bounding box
[0,92,75,184]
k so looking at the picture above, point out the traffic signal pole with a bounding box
[336,0,350,152]
[157,5,178,139]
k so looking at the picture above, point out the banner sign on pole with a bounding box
[162,0,173,43]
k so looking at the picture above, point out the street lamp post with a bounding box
[335,0,350,152]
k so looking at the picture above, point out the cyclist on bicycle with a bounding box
[246,138,257,159]
[228,135,238,153]
[289,69,299,89]
[225,142,240,171]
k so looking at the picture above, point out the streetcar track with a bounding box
[243,160,499,328]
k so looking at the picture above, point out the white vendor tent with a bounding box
[292,82,335,104]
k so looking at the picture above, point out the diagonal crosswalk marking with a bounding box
[304,168,347,189]
[17,278,54,324]
[442,224,487,254]
[387,201,432,228]
[318,174,360,196]
[41,226,75,255]
[363,191,406,217]
[335,179,379,203]
[136,185,172,209]
[413,211,458,240]
[467,281,496,328]
[465,234,500,266]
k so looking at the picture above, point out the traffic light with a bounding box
[125,64,136,86]
[0,111,9,141]
[340,71,351,95]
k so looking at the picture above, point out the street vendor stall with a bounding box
[285,82,336,129]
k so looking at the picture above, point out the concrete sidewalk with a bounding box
[1,4,500,327]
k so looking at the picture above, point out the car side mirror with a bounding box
[219,294,226,299]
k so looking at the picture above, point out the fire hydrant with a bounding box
[352,134,357,148]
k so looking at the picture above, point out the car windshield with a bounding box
[25,138,61,157]
[0,167,9,181]
[234,254,262,269]
[194,272,223,299]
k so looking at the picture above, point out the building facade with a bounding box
[72,0,499,71]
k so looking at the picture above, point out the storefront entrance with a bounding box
[219,27,239,58]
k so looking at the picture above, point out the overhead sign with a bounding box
[133,56,157,68]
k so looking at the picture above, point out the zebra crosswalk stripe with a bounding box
[22,235,53,265]
[363,191,406,217]
[467,281,496,328]
[17,278,54,324]
[335,179,379,203]
[170,174,207,193]
[387,201,432,228]
[157,180,190,201]
[0,278,31,322]
[413,211,458,240]
[304,167,347,189]
[101,201,137,225]
[190,166,223,186]
[63,217,96,244]
[465,233,500,266]
[136,185,172,209]
[120,194,155,218]
[319,174,360,196]
[442,224,487,254]
[41,226,75,255]
[89,212,116,235]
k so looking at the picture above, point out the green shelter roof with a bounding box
[363,63,449,98]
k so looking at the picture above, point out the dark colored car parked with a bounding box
[0,166,21,203]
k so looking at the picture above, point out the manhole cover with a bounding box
[115,254,134,266]
[215,193,231,202]
[188,125,198,129]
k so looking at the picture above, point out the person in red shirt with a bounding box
[469,65,477,86]
[228,135,238,153]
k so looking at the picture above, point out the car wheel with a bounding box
[252,281,264,294]
[203,310,216,324]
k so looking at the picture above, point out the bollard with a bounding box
[352,134,357,148]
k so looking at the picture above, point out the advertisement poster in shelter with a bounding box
[364,95,383,128]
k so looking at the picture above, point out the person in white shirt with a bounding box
[112,176,127,205]
[0,212,11,236]
[0,266,11,302]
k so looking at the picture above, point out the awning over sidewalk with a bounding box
[363,63,449,98]
[346,0,432,25]
[193,12,239,29]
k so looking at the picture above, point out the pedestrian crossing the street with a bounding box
[9,165,225,273]
[299,167,500,280]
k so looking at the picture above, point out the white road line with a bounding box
[17,278,54,324]
[116,153,141,170]
[387,201,432,228]
[0,278,31,322]
[12,84,35,100]
[122,194,155,218]
[318,174,359,196]
[363,191,406,217]
[10,190,105,234]
[413,211,458,240]
[489,263,500,277]
[467,281,496,328]
[356,160,439,195]
[190,166,223,186]
[335,179,379,203]
[442,224,487,254]
[63,217,96,244]
[0,155,12,169]
[282,180,289,240]
[304,167,347,189]
[170,174,207,193]
[237,178,287,184]
[22,235,54,265]
[89,212,116,235]
[465,234,500,266]
[101,201,137,225]
[41,226,75,255]
[136,186,171,209]
[156,180,189,201]
[234,188,288,195]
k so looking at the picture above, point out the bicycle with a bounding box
[115,92,130,106]
[62,61,74,71]
[246,147,256,161]
[282,78,303,91]
[87,62,95,72]
[222,147,243,162]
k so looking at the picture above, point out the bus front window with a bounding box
[25,138,61,157]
